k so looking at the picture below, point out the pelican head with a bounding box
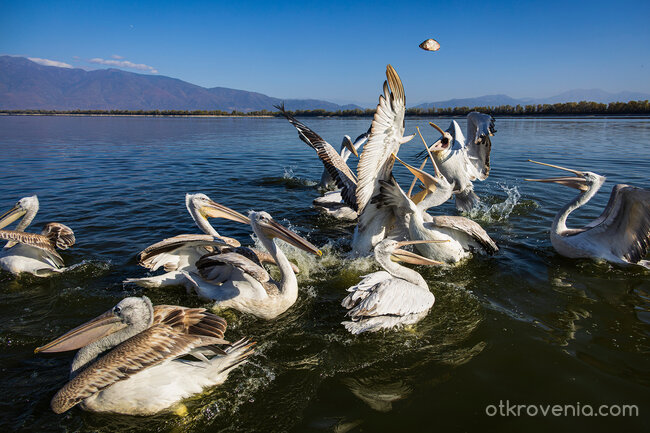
[428,122,454,155]
[186,193,241,247]
[35,296,154,354]
[525,160,605,191]
[341,135,359,158]
[375,239,445,266]
[249,211,322,257]
[0,195,39,229]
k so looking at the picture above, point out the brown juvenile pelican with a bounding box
[526,160,650,269]
[342,239,443,334]
[35,296,254,415]
[352,64,416,255]
[276,104,368,220]
[0,195,75,276]
[374,155,498,264]
[419,112,496,211]
[182,202,322,319]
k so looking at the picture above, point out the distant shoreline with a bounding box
[1,99,648,118]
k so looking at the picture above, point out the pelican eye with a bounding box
[113,306,121,315]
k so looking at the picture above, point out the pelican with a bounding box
[126,193,290,288]
[526,160,650,269]
[35,296,254,415]
[373,155,498,263]
[419,112,496,211]
[276,104,369,220]
[182,202,322,319]
[342,239,443,334]
[352,64,416,255]
[0,195,76,276]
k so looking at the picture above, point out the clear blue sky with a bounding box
[2,0,649,106]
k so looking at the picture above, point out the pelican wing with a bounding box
[428,215,498,253]
[0,229,64,266]
[356,65,409,213]
[137,234,225,271]
[344,276,433,319]
[276,104,358,210]
[464,112,495,180]
[196,252,270,283]
[152,305,228,341]
[579,185,650,263]
[41,223,76,250]
[223,246,300,274]
[50,322,227,414]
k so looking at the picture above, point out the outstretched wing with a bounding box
[0,229,64,266]
[276,104,358,210]
[428,215,498,253]
[50,321,227,414]
[41,223,76,250]
[137,234,227,271]
[356,65,412,213]
[152,305,228,341]
[196,251,271,284]
[579,185,650,263]
[464,112,495,180]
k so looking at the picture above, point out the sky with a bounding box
[1,0,649,106]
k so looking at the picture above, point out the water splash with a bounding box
[464,184,522,223]
[256,167,318,189]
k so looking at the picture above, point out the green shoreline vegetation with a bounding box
[1,99,649,117]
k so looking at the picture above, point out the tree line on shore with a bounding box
[2,100,649,117]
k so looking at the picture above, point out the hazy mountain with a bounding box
[415,90,650,110]
[0,56,362,112]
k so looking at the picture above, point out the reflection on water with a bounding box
[0,116,648,432]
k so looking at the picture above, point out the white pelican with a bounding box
[126,193,289,288]
[526,160,650,269]
[276,104,369,220]
[181,203,322,319]
[419,112,496,211]
[342,239,443,334]
[0,195,76,276]
[374,155,498,264]
[352,64,416,254]
[35,296,254,415]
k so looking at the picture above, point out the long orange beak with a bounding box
[259,218,322,257]
[525,160,588,191]
[391,239,447,265]
[35,310,125,353]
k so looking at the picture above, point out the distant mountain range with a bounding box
[1,56,648,112]
[0,56,361,112]
[415,89,650,109]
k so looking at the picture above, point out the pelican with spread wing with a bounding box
[276,104,369,220]
[373,156,497,263]
[0,195,76,276]
[342,239,443,334]
[419,112,496,211]
[526,160,650,269]
[183,202,322,319]
[351,64,416,254]
[35,296,253,415]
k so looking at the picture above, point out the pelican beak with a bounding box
[342,136,359,158]
[0,204,26,229]
[201,201,251,225]
[34,310,126,353]
[393,154,439,193]
[525,160,588,191]
[524,176,589,191]
[428,122,450,151]
[391,240,447,265]
[260,218,322,257]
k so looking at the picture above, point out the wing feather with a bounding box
[0,229,64,266]
[276,104,358,209]
[464,112,495,180]
[344,277,433,319]
[429,215,498,253]
[137,234,225,271]
[580,185,650,263]
[356,65,408,213]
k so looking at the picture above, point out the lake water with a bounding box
[0,115,648,432]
